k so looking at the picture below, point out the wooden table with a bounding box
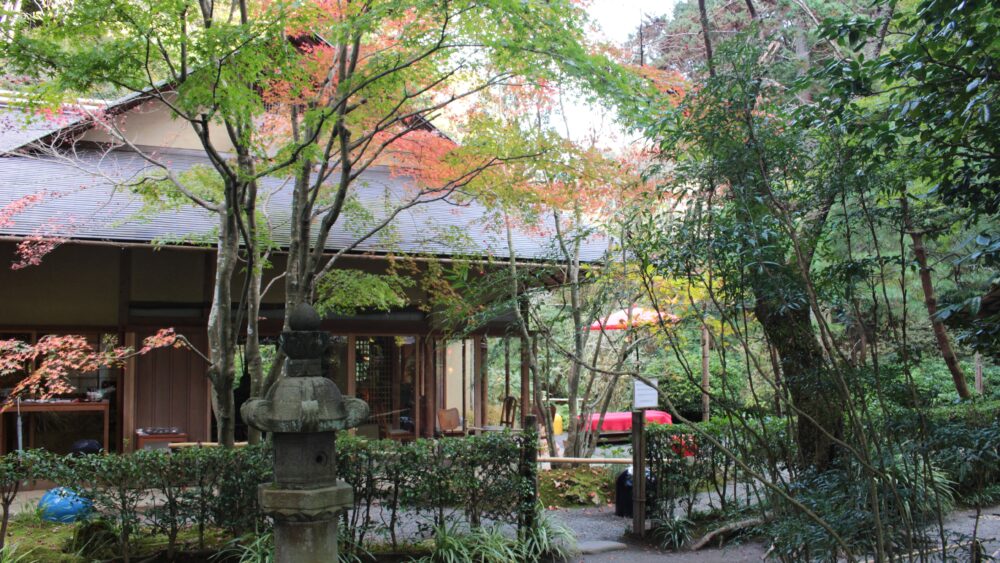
[0,400,110,454]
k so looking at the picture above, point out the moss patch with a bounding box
[1,518,233,562]
[538,466,616,508]
[4,518,80,562]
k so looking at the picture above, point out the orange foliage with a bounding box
[0,330,188,402]
[628,66,688,106]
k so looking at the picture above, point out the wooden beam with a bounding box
[537,457,631,465]
[169,441,249,449]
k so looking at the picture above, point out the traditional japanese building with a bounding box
[0,94,607,453]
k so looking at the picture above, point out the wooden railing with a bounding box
[536,457,631,464]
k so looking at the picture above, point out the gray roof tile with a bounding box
[0,148,609,262]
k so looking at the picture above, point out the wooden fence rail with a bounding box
[536,457,631,464]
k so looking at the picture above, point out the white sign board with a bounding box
[633,378,658,409]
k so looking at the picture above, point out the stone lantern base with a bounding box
[260,482,353,563]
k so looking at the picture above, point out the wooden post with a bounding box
[461,340,467,432]
[346,336,357,397]
[424,339,437,438]
[520,414,538,535]
[632,410,646,538]
[478,337,488,427]
[504,336,511,400]
[976,353,984,394]
[122,332,137,453]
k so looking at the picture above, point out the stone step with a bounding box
[578,540,629,554]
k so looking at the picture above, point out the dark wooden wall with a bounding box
[131,329,212,444]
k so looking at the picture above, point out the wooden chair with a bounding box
[377,415,414,442]
[500,396,518,428]
[437,408,466,437]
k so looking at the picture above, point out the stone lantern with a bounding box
[241,303,369,563]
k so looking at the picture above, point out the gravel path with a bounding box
[551,491,1000,562]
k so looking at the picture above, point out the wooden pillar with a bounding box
[477,336,488,427]
[116,250,132,452]
[520,335,531,427]
[414,337,423,438]
[346,336,357,397]
[504,337,511,399]
[632,410,646,538]
[461,340,467,432]
[425,339,438,437]
[122,332,137,453]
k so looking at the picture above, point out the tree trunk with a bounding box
[212,375,236,448]
[755,299,842,469]
[206,207,239,448]
[245,261,264,444]
[902,197,972,399]
[697,0,716,77]
[552,206,591,459]
[701,324,711,422]
[768,342,783,416]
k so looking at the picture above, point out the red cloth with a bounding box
[586,410,671,432]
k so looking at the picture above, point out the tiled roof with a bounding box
[0,148,609,262]
[0,108,88,154]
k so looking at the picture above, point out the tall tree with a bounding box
[258,1,613,393]
[0,0,310,445]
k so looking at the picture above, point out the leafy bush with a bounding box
[418,514,574,563]
[337,430,534,552]
[645,423,703,519]
[0,430,538,561]
[765,454,955,562]
[885,400,1000,502]
[0,450,46,552]
[212,445,272,535]
[65,450,150,563]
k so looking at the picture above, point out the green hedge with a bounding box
[338,430,536,551]
[0,430,537,560]
[644,416,787,520]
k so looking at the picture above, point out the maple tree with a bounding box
[415,73,677,458]
[0,0,629,446]
[1,0,310,446]
[252,1,629,404]
[0,329,188,404]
